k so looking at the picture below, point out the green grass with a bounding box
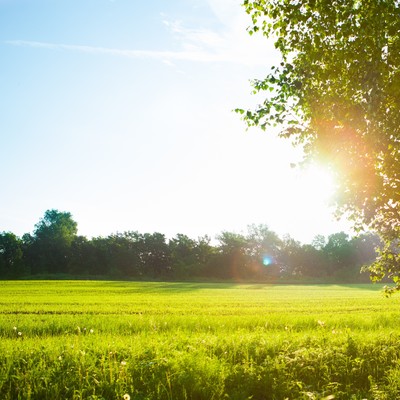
[1,281,400,399]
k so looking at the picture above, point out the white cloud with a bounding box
[206,0,243,28]
[162,0,278,67]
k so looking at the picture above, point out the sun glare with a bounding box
[264,162,341,242]
[301,164,337,202]
[292,164,337,217]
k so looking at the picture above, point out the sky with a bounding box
[0,0,352,244]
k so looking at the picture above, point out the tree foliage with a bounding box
[238,0,400,291]
[30,209,78,274]
[0,232,25,277]
[0,210,380,282]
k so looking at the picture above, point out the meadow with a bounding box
[1,281,400,399]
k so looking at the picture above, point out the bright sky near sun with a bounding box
[0,0,352,244]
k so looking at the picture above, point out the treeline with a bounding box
[0,209,380,282]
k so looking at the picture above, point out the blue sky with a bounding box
[1,0,351,243]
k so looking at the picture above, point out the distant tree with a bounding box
[323,232,355,276]
[312,235,327,251]
[246,224,281,262]
[169,234,200,278]
[246,224,282,277]
[29,209,78,274]
[195,235,216,267]
[239,0,400,291]
[89,236,114,276]
[117,231,147,276]
[68,236,96,276]
[79,233,144,277]
[141,233,171,277]
[353,232,381,266]
[298,244,328,278]
[214,231,250,279]
[22,233,37,274]
[279,235,304,276]
[0,232,26,277]
[4,206,379,282]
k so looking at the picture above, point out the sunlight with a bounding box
[300,164,337,203]
[287,164,339,233]
[291,164,337,218]
[262,162,343,243]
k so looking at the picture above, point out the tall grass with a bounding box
[1,281,400,399]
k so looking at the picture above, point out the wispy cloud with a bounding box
[5,1,276,67]
[161,0,276,67]
[5,39,227,63]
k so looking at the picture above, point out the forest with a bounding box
[0,209,380,282]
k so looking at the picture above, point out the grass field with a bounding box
[1,281,400,399]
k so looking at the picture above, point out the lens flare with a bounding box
[262,255,273,266]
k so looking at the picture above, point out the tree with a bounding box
[246,224,282,277]
[215,231,251,279]
[246,224,281,257]
[298,244,328,278]
[68,236,98,276]
[95,232,143,277]
[0,232,26,277]
[323,232,355,276]
[279,235,304,277]
[30,209,78,274]
[239,0,400,291]
[88,236,115,276]
[353,232,381,266]
[312,235,327,251]
[141,232,171,277]
[169,234,202,278]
